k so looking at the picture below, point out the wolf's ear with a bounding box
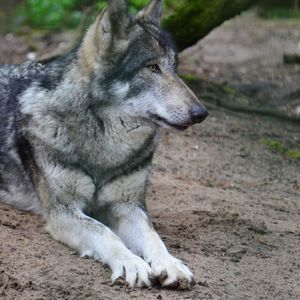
[80,0,131,72]
[83,0,130,53]
[136,0,163,26]
[98,0,131,41]
[79,0,132,74]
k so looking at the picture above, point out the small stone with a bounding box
[27,52,37,61]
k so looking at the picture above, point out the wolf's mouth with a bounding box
[149,114,190,131]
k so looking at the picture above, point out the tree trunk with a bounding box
[163,0,259,51]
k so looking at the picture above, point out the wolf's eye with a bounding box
[147,64,161,74]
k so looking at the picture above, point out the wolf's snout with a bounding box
[190,105,208,124]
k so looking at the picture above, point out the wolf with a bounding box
[0,0,207,289]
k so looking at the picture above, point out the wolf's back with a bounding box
[0,63,44,213]
[0,64,39,152]
[0,65,22,154]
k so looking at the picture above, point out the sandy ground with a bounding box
[1,12,300,300]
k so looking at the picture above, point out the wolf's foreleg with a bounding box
[110,203,194,289]
[45,205,152,287]
[34,163,152,288]
[97,166,193,288]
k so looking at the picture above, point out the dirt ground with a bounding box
[0,12,300,300]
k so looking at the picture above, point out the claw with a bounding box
[150,255,194,290]
[156,270,168,286]
[112,276,126,286]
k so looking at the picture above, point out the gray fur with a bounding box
[0,0,207,289]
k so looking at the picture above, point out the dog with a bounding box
[0,0,207,289]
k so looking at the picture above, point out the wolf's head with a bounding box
[79,0,207,131]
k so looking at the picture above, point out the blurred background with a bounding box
[1,0,300,32]
[0,0,300,122]
[0,0,176,33]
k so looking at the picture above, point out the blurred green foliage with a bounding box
[259,0,300,19]
[25,0,82,28]
[260,8,300,19]
[22,0,175,30]
[3,0,300,34]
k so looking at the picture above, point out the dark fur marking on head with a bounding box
[98,44,159,98]
[96,21,178,99]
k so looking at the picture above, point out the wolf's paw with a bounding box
[150,255,194,290]
[110,253,153,288]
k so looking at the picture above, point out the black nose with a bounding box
[190,106,208,124]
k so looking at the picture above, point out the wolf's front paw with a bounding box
[110,253,153,288]
[150,255,194,290]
